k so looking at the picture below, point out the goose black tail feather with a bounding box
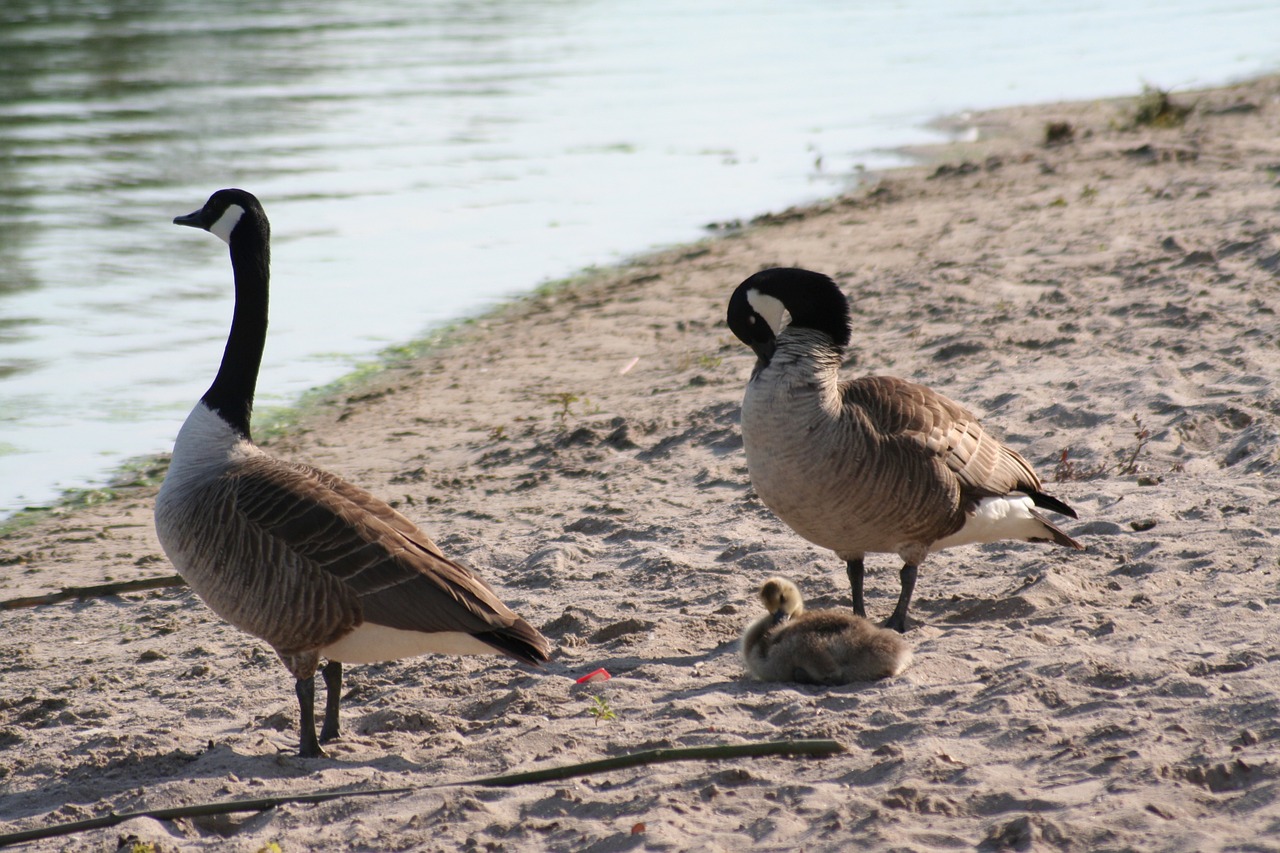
[1029,509,1084,551]
[475,622,552,667]
[1026,488,1079,519]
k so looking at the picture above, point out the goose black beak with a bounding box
[751,339,777,364]
[770,608,790,627]
[173,209,206,229]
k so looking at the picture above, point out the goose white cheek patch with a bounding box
[209,204,245,245]
[745,289,787,336]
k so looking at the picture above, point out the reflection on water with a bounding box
[0,0,1277,516]
[0,0,594,514]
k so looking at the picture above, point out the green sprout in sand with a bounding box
[587,694,618,726]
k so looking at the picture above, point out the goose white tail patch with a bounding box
[931,495,1053,550]
[321,622,502,664]
[210,204,246,245]
[745,289,787,336]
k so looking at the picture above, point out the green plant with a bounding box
[546,391,582,422]
[587,694,618,726]
[1130,85,1192,129]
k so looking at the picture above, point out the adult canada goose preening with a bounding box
[742,577,912,683]
[728,267,1082,633]
[155,189,550,757]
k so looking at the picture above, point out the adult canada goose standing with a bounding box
[742,577,912,683]
[727,267,1082,633]
[155,189,550,757]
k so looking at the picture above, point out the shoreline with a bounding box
[4,74,1280,851]
[0,186,817,534]
[0,78,1241,535]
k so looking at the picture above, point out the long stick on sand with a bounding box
[0,575,187,610]
[0,740,846,847]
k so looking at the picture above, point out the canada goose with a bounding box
[742,577,912,683]
[727,268,1082,633]
[155,189,550,757]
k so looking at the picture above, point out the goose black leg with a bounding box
[295,674,325,758]
[319,660,343,743]
[883,563,918,634]
[845,558,867,617]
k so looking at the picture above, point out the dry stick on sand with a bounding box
[0,739,846,847]
[0,574,187,610]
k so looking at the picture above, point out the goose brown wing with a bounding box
[229,455,548,660]
[842,376,1044,498]
[309,466,448,559]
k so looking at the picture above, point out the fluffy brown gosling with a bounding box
[742,577,913,684]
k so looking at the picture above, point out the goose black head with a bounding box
[727,268,853,366]
[174,188,270,250]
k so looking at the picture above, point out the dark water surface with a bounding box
[1,0,1277,516]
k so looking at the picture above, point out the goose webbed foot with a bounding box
[295,674,327,758]
[845,558,867,618]
[882,611,912,634]
[319,660,343,744]
[883,563,919,634]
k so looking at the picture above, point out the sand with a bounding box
[3,75,1280,851]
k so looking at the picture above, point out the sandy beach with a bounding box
[3,75,1280,851]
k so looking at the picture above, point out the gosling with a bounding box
[742,577,912,684]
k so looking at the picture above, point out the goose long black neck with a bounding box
[202,212,270,441]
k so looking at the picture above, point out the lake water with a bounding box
[1,0,1277,518]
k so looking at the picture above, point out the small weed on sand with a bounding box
[1114,414,1152,475]
[546,391,582,422]
[587,694,618,726]
[1129,85,1193,129]
[1043,120,1074,146]
[1054,414,1152,481]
